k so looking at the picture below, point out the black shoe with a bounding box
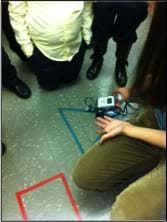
[8,78,31,99]
[115,59,128,87]
[2,143,6,156]
[86,59,103,80]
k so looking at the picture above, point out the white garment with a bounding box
[9,1,93,61]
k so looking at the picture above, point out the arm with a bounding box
[147,1,155,16]
[8,1,34,57]
[96,116,166,148]
[81,2,93,45]
[124,125,166,148]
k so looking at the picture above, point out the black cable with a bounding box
[84,97,96,112]
[119,100,140,117]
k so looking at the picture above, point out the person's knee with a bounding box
[73,162,113,192]
[38,79,59,90]
[110,163,166,220]
[61,73,79,84]
[111,195,165,220]
[73,159,103,191]
[72,162,90,189]
[36,74,60,90]
[110,192,145,220]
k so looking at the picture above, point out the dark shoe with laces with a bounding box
[86,59,103,80]
[8,77,31,99]
[115,59,128,87]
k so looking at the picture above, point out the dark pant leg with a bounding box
[61,41,86,83]
[2,47,17,87]
[113,3,148,44]
[28,47,63,90]
[91,3,116,58]
[92,2,116,42]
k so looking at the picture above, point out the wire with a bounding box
[119,100,140,117]
[84,97,96,112]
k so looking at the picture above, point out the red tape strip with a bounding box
[16,172,82,221]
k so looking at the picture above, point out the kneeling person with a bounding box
[8,1,93,90]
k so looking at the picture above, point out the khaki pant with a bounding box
[73,109,166,220]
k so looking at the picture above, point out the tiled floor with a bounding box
[1,15,151,221]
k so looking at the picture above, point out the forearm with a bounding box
[82,2,93,45]
[8,1,34,57]
[124,125,166,149]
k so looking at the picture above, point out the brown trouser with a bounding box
[73,109,166,220]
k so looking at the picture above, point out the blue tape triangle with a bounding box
[58,108,100,155]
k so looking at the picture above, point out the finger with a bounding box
[99,133,111,144]
[96,117,110,125]
[96,129,105,135]
[95,121,106,128]
[100,126,122,144]
[103,116,114,121]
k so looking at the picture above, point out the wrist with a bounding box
[123,122,134,136]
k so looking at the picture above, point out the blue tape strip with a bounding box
[58,108,86,154]
[95,135,101,142]
[58,107,101,154]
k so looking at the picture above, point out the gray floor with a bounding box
[2,16,151,221]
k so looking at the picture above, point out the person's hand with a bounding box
[112,87,131,100]
[147,2,155,16]
[95,116,132,144]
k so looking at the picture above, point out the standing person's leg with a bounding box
[1,143,7,156]
[86,3,116,80]
[2,48,17,86]
[73,109,164,191]
[2,48,31,99]
[86,39,108,80]
[113,3,148,86]
[111,160,166,220]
